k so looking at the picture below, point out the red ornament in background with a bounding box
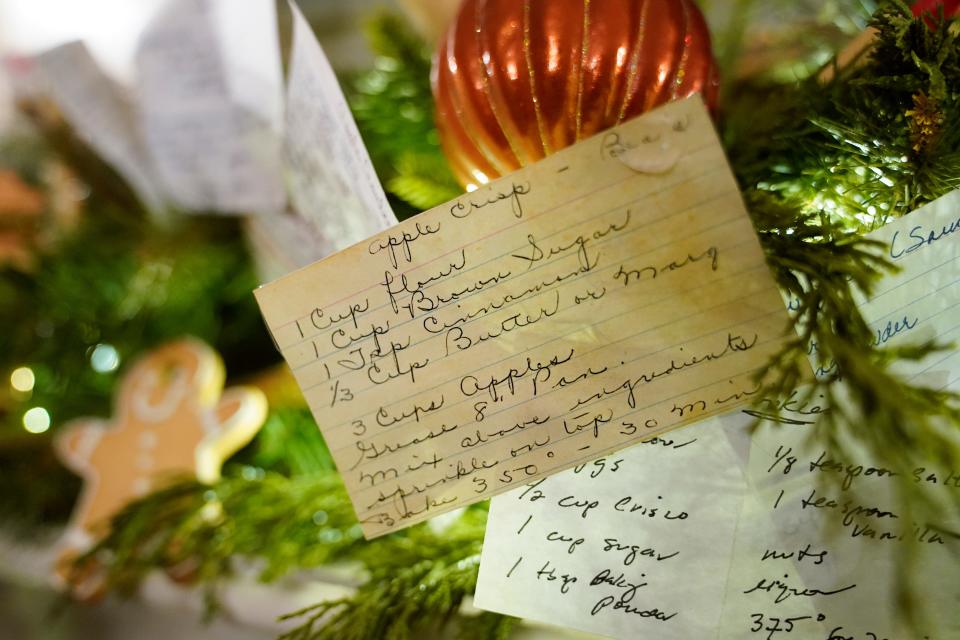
[912,0,960,21]
[432,0,720,190]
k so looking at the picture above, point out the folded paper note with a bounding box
[283,1,397,253]
[475,416,749,639]
[248,0,399,282]
[36,0,285,215]
[135,0,285,214]
[255,96,792,537]
[37,42,163,210]
[476,189,960,638]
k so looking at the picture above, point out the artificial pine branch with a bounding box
[386,153,464,211]
[73,465,503,639]
[73,470,364,596]
[277,506,491,640]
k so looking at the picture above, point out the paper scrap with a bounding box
[36,42,162,210]
[245,211,334,283]
[729,189,960,639]
[245,1,398,276]
[797,190,960,388]
[134,0,284,214]
[721,415,960,639]
[283,0,397,258]
[477,189,960,638]
[255,96,792,537]
[480,396,957,639]
[212,0,284,133]
[847,190,960,387]
[475,417,747,639]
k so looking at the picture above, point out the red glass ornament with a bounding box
[432,0,720,189]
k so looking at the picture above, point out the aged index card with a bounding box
[255,96,792,537]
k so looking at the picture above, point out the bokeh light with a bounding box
[23,407,50,434]
[10,366,35,392]
[90,343,120,373]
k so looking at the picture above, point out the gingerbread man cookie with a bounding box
[54,338,267,557]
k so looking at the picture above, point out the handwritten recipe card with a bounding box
[475,417,750,639]
[476,189,960,639]
[255,97,791,537]
[815,188,960,388]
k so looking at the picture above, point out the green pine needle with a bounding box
[386,153,463,211]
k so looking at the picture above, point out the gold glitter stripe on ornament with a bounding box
[671,0,692,100]
[445,8,509,179]
[617,0,649,123]
[524,0,552,156]
[476,0,524,167]
[575,0,590,141]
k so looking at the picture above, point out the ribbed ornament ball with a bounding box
[432,0,720,190]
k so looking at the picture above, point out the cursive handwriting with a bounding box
[888,217,960,259]
[368,220,442,269]
[450,182,531,219]
[743,575,856,604]
[614,246,719,286]
[460,349,575,402]
[569,332,759,412]
[375,394,446,428]
[350,421,459,468]
[380,249,468,316]
[512,210,630,271]
[460,413,552,449]
[443,291,562,356]
[311,298,370,331]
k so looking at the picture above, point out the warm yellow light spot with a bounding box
[615,46,627,71]
[11,366,35,392]
[23,407,50,434]
[547,36,560,72]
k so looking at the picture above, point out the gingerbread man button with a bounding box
[54,338,268,555]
